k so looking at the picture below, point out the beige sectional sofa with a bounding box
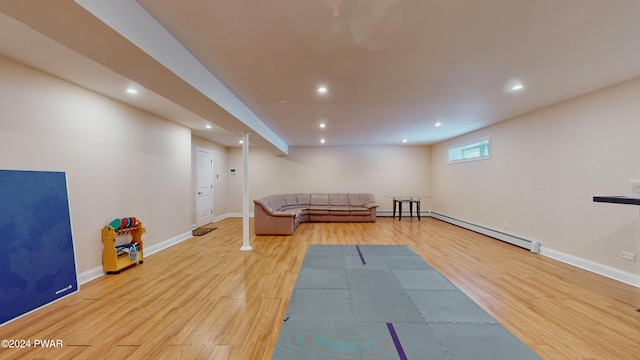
[254,193,378,235]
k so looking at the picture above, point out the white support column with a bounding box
[240,133,252,251]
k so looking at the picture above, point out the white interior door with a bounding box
[196,148,213,227]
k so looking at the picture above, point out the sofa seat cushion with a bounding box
[277,207,306,217]
[329,206,351,215]
[280,205,306,211]
[308,206,330,215]
[349,208,372,216]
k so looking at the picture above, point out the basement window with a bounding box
[448,137,490,164]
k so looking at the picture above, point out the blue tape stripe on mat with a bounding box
[355,245,366,265]
[386,322,408,360]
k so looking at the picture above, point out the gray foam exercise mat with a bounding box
[273,244,541,360]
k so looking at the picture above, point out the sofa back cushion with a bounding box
[348,193,375,206]
[310,193,329,206]
[295,193,311,205]
[329,193,349,206]
[283,194,298,206]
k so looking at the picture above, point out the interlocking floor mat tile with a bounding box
[274,245,541,359]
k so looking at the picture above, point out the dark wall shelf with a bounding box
[593,196,640,206]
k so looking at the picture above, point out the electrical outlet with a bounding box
[620,251,636,262]
[503,220,508,229]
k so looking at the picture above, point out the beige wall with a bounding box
[431,78,640,274]
[0,55,192,273]
[4,49,638,281]
[227,145,431,213]
[191,136,229,222]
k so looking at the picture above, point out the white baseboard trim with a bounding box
[78,267,104,285]
[376,210,430,217]
[144,230,193,257]
[194,214,231,227]
[540,247,640,288]
[77,230,193,285]
[430,212,639,288]
[430,212,540,253]
[213,214,229,222]
[227,212,255,218]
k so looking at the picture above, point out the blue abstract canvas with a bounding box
[0,170,78,326]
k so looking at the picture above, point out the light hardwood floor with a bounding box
[1,217,639,359]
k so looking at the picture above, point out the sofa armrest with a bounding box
[254,203,296,235]
[271,211,296,218]
[363,202,378,209]
[254,200,275,215]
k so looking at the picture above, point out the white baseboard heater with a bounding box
[429,212,540,253]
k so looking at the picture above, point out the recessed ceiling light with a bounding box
[126,88,138,95]
[205,124,212,129]
[435,122,442,127]
[238,139,244,144]
[320,138,326,144]
[319,123,326,129]
[317,86,328,94]
[504,78,525,93]
[402,139,408,143]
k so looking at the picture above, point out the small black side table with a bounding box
[388,196,427,221]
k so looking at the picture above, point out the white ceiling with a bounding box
[2,0,640,153]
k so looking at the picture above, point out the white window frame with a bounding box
[448,136,491,164]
